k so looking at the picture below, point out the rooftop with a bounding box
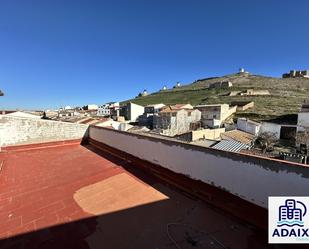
[160,104,195,113]
[0,143,267,248]
[4,111,42,119]
[195,104,228,108]
[171,104,193,109]
[221,130,255,145]
[145,103,165,108]
[237,117,261,126]
[211,140,250,153]
[160,106,180,113]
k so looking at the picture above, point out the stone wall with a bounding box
[0,116,89,147]
[154,109,201,136]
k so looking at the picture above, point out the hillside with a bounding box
[122,73,309,121]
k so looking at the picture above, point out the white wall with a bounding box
[298,112,309,130]
[260,122,281,138]
[89,126,309,209]
[97,107,110,116]
[0,116,89,147]
[191,128,225,141]
[87,104,98,110]
[96,119,121,130]
[128,103,144,122]
[237,118,260,135]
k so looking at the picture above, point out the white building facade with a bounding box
[154,109,201,136]
[195,104,237,128]
[123,103,145,122]
[97,102,120,117]
[237,118,261,136]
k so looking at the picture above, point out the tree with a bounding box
[255,132,278,153]
[296,128,309,155]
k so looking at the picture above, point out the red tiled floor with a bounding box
[0,145,125,237]
[0,144,275,249]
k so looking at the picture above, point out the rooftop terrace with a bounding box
[1,115,308,248]
[0,143,268,249]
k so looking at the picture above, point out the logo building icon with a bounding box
[278,199,306,227]
[269,197,309,244]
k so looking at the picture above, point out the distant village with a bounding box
[1,68,309,165]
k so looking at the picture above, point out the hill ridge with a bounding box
[122,73,309,121]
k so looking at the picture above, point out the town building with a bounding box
[121,102,144,122]
[209,81,232,89]
[64,106,72,110]
[138,89,149,97]
[296,100,309,154]
[238,68,249,74]
[228,89,270,96]
[56,109,89,120]
[260,121,297,140]
[115,116,125,122]
[297,100,309,130]
[153,107,201,136]
[43,110,58,119]
[97,102,120,117]
[282,70,309,78]
[109,102,121,118]
[58,109,75,117]
[176,128,225,142]
[237,118,261,135]
[173,82,181,88]
[144,103,166,114]
[84,109,98,116]
[220,129,255,145]
[161,104,193,111]
[240,89,270,96]
[83,104,98,110]
[139,103,166,127]
[97,104,110,116]
[195,104,237,128]
[161,85,168,91]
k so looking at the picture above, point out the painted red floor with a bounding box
[0,144,129,237]
[0,144,273,249]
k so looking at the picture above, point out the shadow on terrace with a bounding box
[0,143,278,249]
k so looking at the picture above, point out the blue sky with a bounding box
[0,0,309,110]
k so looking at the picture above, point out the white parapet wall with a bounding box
[0,116,89,147]
[89,126,309,209]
